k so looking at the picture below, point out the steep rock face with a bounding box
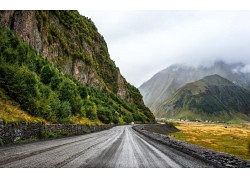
[139,61,250,113]
[0,10,137,105]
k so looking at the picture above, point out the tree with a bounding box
[79,85,88,99]
[123,114,133,124]
[59,101,72,119]
[97,107,111,124]
[41,65,56,84]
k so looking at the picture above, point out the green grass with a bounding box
[165,120,180,127]
[16,137,37,144]
[82,129,91,134]
[40,130,69,139]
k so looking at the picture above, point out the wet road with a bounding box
[0,125,211,168]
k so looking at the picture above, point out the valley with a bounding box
[139,62,250,121]
[168,121,250,160]
[0,10,249,168]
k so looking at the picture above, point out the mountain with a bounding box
[155,74,250,122]
[0,10,154,124]
[0,10,139,104]
[139,61,250,114]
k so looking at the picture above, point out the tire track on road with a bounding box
[79,129,125,168]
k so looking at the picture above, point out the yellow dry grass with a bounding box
[0,99,103,126]
[0,99,46,123]
[169,121,250,160]
[71,115,104,126]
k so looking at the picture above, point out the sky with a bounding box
[80,11,250,87]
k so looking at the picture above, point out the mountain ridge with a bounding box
[155,74,250,122]
[139,61,250,114]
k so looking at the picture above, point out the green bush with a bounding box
[97,107,111,124]
[58,79,82,114]
[123,114,133,124]
[58,101,72,120]
[133,113,145,123]
[41,130,68,139]
[78,85,88,99]
[50,74,63,90]
[96,107,119,124]
[85,105,97,120]
[16,137,37,144]
[41,65,56,84]
[0,138,3,146]
[165,121,179,127]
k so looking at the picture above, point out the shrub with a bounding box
[0,138,3,146]
[58,80,82,114]
[133,113,145,123]
[41,65,56,84]
[16,137,37,144]
[97,108,110,124]
[78,85,88,99]
[58,101,72,120]
[41,131,68,139]
[123,114,133,124]
[165,121,179,127]
[50,74,63,90]
[85,106,97,120]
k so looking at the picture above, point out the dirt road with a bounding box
[0,125,211,168]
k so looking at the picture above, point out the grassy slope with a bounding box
[158,75,250,122]
[0,88,104,126]
[169,121,250,160]
[0,88,45,124]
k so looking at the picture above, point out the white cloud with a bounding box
[240,64,250,73]
[80,11,250,87]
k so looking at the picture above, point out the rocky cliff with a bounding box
[0,10,154,124]
[0,10,139,104]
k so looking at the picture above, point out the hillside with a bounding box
[0,11,154,124]
[155,75,250,122]
[0,10,145,105]
[139,62,250,113]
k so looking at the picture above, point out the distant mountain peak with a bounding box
[139,61,250,115]
[155,75,250,122]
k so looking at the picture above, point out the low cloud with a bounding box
[81,11,250,87]
[238,64,250,73]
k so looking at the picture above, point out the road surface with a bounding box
[0,125,212,168]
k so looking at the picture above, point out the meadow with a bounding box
[169,121,250,160]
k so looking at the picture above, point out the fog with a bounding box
[80,11,250,87]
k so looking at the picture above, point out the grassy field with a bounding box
[169,121,250,160]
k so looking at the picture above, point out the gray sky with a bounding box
[80,11,250,87]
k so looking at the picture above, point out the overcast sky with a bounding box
[80,11,250,87]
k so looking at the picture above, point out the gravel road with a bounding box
[0,125,212,168]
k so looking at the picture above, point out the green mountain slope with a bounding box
[156,74,250,122]
[0,10,145,105]
[0,15,154,124]
[139,62,250,114]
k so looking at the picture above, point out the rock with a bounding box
[225,164,234,168]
